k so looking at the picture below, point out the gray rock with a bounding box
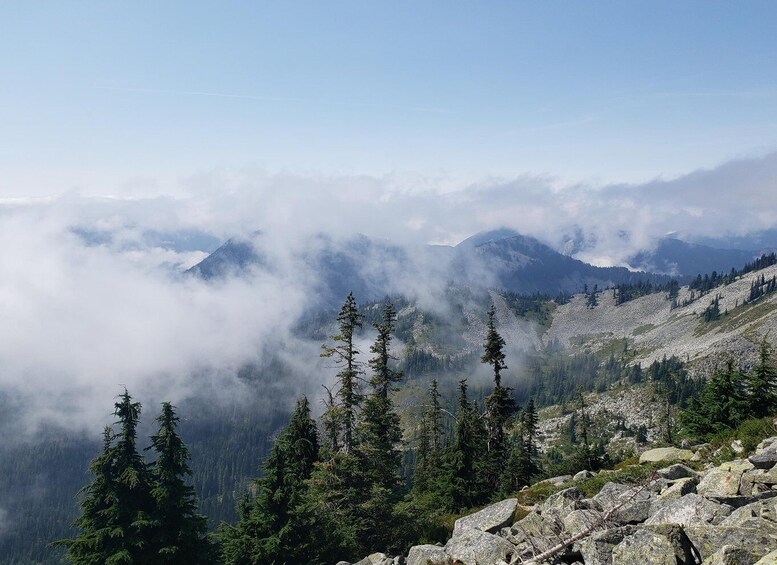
[702,545,756,564]
[750,448,777,470]
[698,459,755,497]
[502,511,563,558]
[640,447,694,463]
[574,469,594,481]
[756,549,777,564]
[611,529,678,565]
[684,525,777,561]
[452,498,517,537]
[657,463,698,480]
[658,476,698,501]
[645,493,733,527]
[722,497,777,530]
[542,487,584,518]
[578,526,638,565]
[444,529,516,565]
[354,554,391,565]
[562,509,603,536]
[591,482,654,524]
[757,438,777,453]
[539,474,573,486]
[406,544,448,565]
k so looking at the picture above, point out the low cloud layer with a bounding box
[2,152,777,434]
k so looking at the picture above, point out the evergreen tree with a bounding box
[147,402,212,564]
[746,339,777,418]
[56,427,120,565]
[679,361,748,438]
[221,397,324,565]
[358,303,403,490]
[451,380,486,509]
[481,305,516,492]
[353,303,411,554]
[58,390,154,565]
[321,292,364,454]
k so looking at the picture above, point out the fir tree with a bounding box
[147,402,211,564]
[56,427,120,564]
[451,380,486,509]
[321,292,364,454]
[481,304,516,492]
[58,390,155,565]
[746,339,777,418]
[358,303,403,490]
[221,397,323,565]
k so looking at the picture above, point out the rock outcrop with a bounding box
[342,439,777,564]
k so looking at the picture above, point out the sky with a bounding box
[2,1,777,196]
[2,2,777,433]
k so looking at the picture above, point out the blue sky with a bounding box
[2,1,777,195]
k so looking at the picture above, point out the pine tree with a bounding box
[358,303,403,489]
[321,292,364,454]
[221,397,323,565]
[746,339,777,418]
[147,402,211,564]
[451,380,486,509]
[481,304,516,492]
[353,303,411,554]
[58,390,155,565]
[56,427,120,564]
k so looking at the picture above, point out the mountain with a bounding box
[186,236,262,279]
[187,229,670,301]
[459,230,669,294]
[629,237,756,277]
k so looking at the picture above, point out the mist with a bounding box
[2,151,777,435]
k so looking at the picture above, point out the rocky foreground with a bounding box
[341,439,777,565]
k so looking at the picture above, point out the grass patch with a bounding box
[632,323,655,336]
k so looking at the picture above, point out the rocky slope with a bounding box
[342,438,777,564]
[545,264,777,375]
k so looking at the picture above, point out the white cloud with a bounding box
[2,151,777,434]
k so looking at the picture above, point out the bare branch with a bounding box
[515,472,657,564]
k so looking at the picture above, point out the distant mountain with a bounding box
[187,236,261,279]
[187,229,669,302]
[693,228,777,253]
[628,237,756,277]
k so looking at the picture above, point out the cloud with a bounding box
[2,151,776,434]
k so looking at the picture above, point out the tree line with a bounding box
[61,295,542,564]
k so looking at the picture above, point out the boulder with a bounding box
[702,545,756,564]
[658,477,698,501]
[574,469,594,481]
[501,511,563,558]
[640,447,694,463]
[406,544,448,565]
[562,508,603,536]
[756,438,777,453]
[444,529,516,565]
[657,464,698,480]
[591,482,654,524]
[452,498,517,537]
[750,448,777,470]
[611,529,679,565]
[539,474,573,486]
[721,498,777,527]
[578,526,638,565]
[684,525,777,561]
[756,549,777,564]
[354,554,392,565]
[698,460,755,497]
[542,487,584,518]
[645,493,732,527]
